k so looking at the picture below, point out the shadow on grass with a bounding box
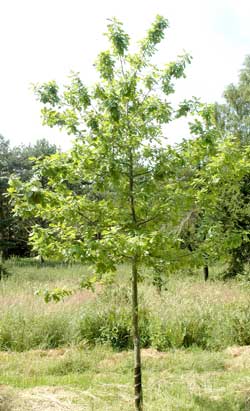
[194,395,250,411]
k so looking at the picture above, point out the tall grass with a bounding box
[1,261,250,351]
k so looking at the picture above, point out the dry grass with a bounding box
[225,346,250,370]
[0,387,86,411]
[1,346,250,410]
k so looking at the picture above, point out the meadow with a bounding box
[1,261,250,410]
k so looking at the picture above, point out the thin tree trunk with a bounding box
[128,148,143,411]
[132,256,143,411]
[204,265,209,281]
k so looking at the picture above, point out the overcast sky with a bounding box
[1,0,250,150]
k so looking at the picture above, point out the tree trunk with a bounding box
[132,256,143,411]
[203,265,209,281]
[128,148,143,410]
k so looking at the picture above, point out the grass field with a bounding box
[1,346,250,410]
[1,261,250,410]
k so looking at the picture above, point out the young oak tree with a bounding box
[9,16,192,410]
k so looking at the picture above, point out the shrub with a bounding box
[77,306,150,350]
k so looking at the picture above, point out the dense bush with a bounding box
[78,306,150,350]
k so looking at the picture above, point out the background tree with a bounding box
[174,104,220,281]
[215,56,250,276]
[0,136,57,259]
[0,135,12,260]
[9,16,193,411]
[216,55,250,145]
[191,137,250,277]
[162,102,250,281]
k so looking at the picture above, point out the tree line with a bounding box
[0,137,57,260]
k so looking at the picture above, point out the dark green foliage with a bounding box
[224,174,250,277]
[0,262,10,280]
[0,135,57,259]
[78,307,150,350]
[215,56,250,276]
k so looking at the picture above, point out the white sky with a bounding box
[1,0,250,150]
